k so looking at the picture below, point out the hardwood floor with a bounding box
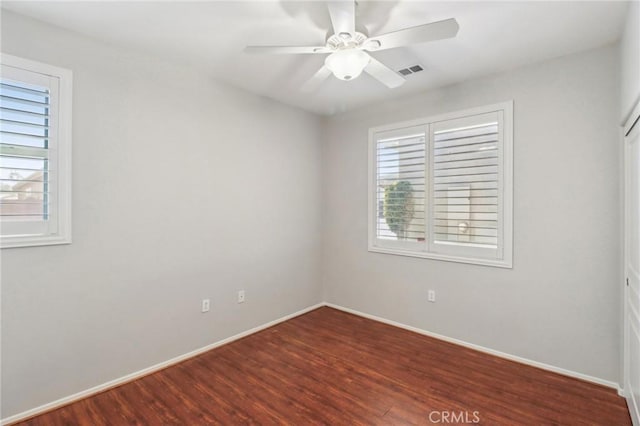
[14,307,630,425]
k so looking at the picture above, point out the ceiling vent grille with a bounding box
[398,65,424,76]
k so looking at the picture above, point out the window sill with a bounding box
[1,234,72,249]
[368,245,512,269]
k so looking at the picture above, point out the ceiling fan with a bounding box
[244,1,459,91]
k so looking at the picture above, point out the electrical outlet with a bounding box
[237,290,245,304]
[201,298,210,313]
[428,290,436,303]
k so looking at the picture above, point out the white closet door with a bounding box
[624,103,640,426]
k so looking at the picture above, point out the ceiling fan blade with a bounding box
[244,46,330,55]
[301,66,333,92]
[327,1,355,36]
[364,18,459,52]
[364,56,405,88]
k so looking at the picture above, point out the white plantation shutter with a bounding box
[1,81,51,219]
[430,111,503,259]
[369,103,512,267]
[0,55,72,248]
[374,126,426,250]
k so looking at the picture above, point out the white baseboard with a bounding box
[325,303,622,391]
[1,303,324,426]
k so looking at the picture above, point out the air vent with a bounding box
[397,65,424,76]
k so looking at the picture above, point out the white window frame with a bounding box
[1,54,72,248]
[368,101,513,268]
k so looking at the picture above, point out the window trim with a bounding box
[368,101,513,268]
[1,53,72,249]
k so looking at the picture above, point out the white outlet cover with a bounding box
[238,290,245,303]
[201,299,210,312]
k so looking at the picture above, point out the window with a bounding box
[368,102,512,268]
[1,54,72,248]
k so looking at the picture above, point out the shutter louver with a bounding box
[375,129,426,243]
[432,118,499,248]
[0,80,50,222]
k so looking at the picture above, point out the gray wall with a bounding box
[1,11,323,417]
[322,45,622,383]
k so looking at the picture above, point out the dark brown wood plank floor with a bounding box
[14,307,630,425]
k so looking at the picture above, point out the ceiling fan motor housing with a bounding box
[326,31,368,50]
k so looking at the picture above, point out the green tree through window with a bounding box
[383,180,415,240]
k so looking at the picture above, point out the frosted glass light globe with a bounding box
[325,49,370,81]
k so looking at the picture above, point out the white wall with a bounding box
[620,0,640,121]
[0,11,323,418]
[322,45,621,383]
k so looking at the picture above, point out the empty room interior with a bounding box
[1,0,640,424]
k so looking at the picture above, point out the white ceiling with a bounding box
[2,1,628,115]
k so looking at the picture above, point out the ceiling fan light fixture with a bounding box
[324,49,370,81]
